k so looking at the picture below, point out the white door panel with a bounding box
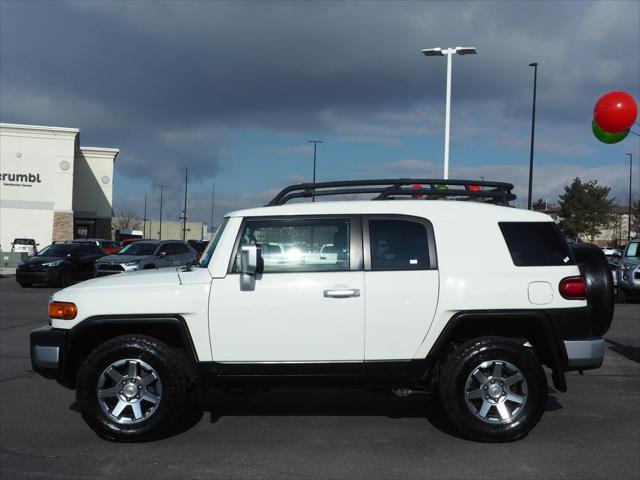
[364,270,439,360]
[211,271,365,362]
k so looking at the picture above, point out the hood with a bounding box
[97,254,155,264]
[60,267,181,293]
[22,255,69,266]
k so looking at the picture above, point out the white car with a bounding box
[602,247,622,257]
[30,179,613,443]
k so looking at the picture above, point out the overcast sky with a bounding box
[1,0,639,226]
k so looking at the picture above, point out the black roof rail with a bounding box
[266,178,516,206]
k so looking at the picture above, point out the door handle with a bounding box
[323,289,360,298]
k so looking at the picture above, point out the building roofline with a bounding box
[0,122,80,134]
[79,146,120,162]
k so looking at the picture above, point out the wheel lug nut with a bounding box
[485,395,490,399]
[484,385,488,390]
[500,382,504,386]
[119,390,123,394]
[491,379,495,384]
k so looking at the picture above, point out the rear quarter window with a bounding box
[499,222,575,267]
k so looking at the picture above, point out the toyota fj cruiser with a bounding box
[30,179,614,442]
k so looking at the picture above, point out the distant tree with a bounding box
[113,209,142,232]
[631,200,640,239]
[558,178,616,243]
[532,198,546,211]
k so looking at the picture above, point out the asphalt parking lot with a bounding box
[1,277,638,480]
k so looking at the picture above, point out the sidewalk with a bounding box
[0,268,16,277]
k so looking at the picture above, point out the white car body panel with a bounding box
[50,199,585,366]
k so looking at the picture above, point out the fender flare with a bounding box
[427,310,567,392]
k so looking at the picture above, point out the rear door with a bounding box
[363,215,439,365]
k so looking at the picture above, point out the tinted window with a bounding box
[118,242,158,256]
[14,239,35,245]
[233,218,351,272]
[499,222,574,266]
[101,241,120,249]
[77,245,94,255]
[173,243,190,254]
[369,219,429,270]
[37,244,79,257]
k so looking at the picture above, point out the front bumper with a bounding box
[30,326,74,387]
[16,269,58,285]
[617,265,640,291]
[563,338,605,369]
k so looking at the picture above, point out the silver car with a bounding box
[95,240,197,276]
[616,240,640,302]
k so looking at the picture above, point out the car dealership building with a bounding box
[0,123,119,251]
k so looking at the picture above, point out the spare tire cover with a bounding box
[570,243,614,336]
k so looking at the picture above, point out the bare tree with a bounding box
[113,209,142,231]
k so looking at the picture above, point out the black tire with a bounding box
[76,335,188,442]
[438,336,548,443]
[570,243,614,335]
[58,268,74,288]
[616,287,627,304]
[18,281,33,288]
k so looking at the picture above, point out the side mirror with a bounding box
[158,251,167,257]
[240,244,262,291]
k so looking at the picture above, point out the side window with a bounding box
[174,243,190,254]
[77,245,91,256]
[158,243,173,255]
[233,218,351,273]
[368,219,429,270]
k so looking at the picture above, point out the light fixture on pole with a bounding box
[627,153,633,242]
[527,62,539,210]
[421,46,477,180]
[158,185,164,240]
[308,140,323,202]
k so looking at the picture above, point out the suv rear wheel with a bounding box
[438,336,547,442]
[76,334,188,442]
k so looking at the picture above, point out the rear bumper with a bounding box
[563,338,605,369]
[30,326,74,387]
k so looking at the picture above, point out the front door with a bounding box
[210,216,364,365]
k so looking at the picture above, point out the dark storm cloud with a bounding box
[1,0,638,219]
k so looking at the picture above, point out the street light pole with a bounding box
[158,185,164,240]
[143,194,148,238]
[210,182,215,238]
[627,153,633,242]
[527,62,539,210]
[422,46,477,179]
[308,140,323,202]
[182,168,188,242]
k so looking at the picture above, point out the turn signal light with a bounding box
[559,277,586,300]
[49,302,78,320]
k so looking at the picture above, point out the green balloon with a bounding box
[592,120,629,144]
[436,184,448,190]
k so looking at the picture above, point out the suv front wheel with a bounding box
[438,336,548,442]
[76,334,188,442]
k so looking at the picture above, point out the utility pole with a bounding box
[182,168,188,242]
[143,194,148,237]
[158,185,164,240]
[627,153,633,242]
[527,62,538,209]
[210,182,215,238]
[308,140,323,202]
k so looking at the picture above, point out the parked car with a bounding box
[616,239,640,302]
[119,237,149,249]
[16,243,104,287]
[187,240,209,259]
[11,238,38,256]
[30,179,613,443]
[95,240,197,276]
[602,246,622,258]
[72,238,121,255]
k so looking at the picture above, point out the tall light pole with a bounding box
[210,182,215,238]
[527,62,539,210]
[182,168,188,242]
[627,153,633,242]
[158,185,164,240]
[308,140,323,202]
[143,194,148,238]
[422,46,477,179]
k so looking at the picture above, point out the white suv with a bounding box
[30,179,613,443]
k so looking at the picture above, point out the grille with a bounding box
[98,264,125,272]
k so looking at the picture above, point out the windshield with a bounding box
[37,244,78,257]
[625,242,639,258]
[117,242,158,256]
[199,218,229,268]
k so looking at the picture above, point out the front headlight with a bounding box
[42,260,63,267]
[124,260,141,266]
[619,263,631,271]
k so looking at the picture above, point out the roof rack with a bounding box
[266,178,516,206]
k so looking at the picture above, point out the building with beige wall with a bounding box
[0,123,118,250]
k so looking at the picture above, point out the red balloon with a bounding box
[411,184,425,199]
[593,91,638,133]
